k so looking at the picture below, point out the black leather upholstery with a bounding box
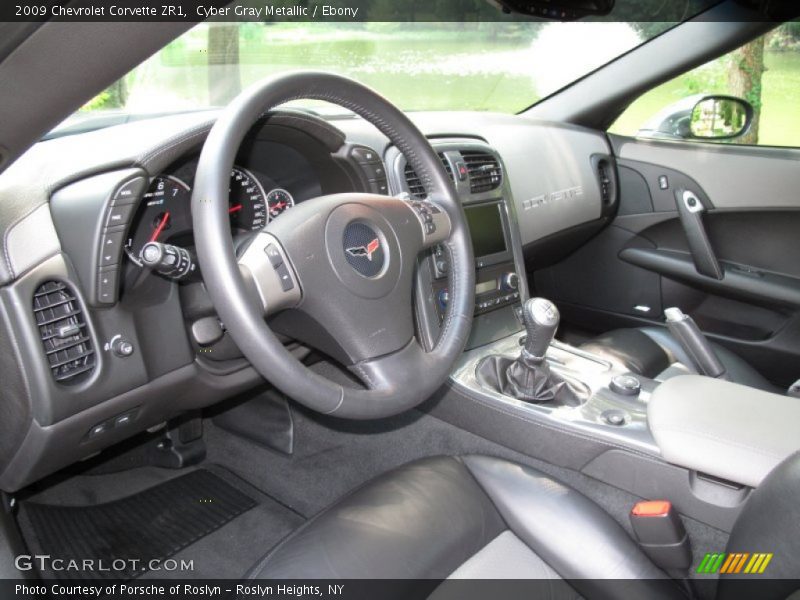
[247,457,505,580]
[580,327,779,393]
[475,355,583,406]
[248,456,684,600]
[717,451,800,600]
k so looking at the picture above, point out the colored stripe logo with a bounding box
[697,552,773,574]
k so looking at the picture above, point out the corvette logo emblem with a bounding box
[346,238,381,261]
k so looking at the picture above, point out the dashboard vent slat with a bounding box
[404,153,453,200]
[597,160,612,205]
[33,281,96,384]
[462,151,502,194]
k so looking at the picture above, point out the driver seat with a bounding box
[247,453,800,599]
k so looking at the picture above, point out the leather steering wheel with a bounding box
[192,72,474,419]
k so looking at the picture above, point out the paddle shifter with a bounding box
[476,298,581,405]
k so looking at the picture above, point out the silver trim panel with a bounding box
[450,331,660,455]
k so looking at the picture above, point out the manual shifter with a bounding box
[519,297,560,363]
[476,298,582,406]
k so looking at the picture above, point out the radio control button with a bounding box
[438,289,450,310]
[351,146,380,164]
[369,179,389,195]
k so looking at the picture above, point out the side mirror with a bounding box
[689,96,753,140]
[637,95,754,142]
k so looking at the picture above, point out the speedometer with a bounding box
[228,167,268,231]
[266,188,295,219]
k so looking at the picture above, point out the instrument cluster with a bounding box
[124,166,296,265]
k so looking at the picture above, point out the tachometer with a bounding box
[228,167,268,231]
[125,175,192,265]
[266,188,295,219]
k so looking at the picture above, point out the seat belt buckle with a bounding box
[630,500,692,570]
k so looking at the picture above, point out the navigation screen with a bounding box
[464,203,507,258]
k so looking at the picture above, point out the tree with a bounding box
[727,36,766,145]
[207,24,242,106]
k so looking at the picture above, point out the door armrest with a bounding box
[649,375,800,487]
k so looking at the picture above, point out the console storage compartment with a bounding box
[648,375,800,487]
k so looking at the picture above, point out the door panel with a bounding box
[614,138,800,210]
[534,136,800,387]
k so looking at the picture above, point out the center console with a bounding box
[452,313,659,454]
[386,139,529,351]
[436,200,521,319]
[387,138,656,453]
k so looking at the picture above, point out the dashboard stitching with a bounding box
[2,204,51,279]
[136,121,214,168]
[350,363,376,389]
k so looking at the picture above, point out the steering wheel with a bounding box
[191,72,474,419]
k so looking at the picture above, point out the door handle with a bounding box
[674,189,723,280]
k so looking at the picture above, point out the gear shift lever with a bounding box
[475,298,582,406]
[521,297,560,363]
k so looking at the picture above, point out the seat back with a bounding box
[716,451,800,600]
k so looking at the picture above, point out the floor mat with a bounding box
[21,468,256,580]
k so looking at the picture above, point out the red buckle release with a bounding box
[632,500,672,517]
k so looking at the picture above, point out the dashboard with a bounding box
[0,108,616,492]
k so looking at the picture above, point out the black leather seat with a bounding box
[579,327,780,393]
[248,453,800,599]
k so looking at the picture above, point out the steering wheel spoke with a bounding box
[237,232,302,316]
[350,339,432,395]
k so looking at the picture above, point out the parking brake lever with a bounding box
[665,307,728,379]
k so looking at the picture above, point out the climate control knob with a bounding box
[501,272,519,292]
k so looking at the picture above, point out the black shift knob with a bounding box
[521,297,560,361]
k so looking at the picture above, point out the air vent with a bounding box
[597,159,612,205]
[404,153,453,200]
[33,281,96,384]
[462,151,502,194]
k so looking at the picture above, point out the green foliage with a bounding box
[80,79,128,112]
[768,22,800,52]
[80,91,112,112]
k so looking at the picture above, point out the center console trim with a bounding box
[450,330,661,456]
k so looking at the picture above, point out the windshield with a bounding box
[60,21,673,131]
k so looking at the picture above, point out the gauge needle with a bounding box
[228,204,243,214]
[149,211,170,243]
